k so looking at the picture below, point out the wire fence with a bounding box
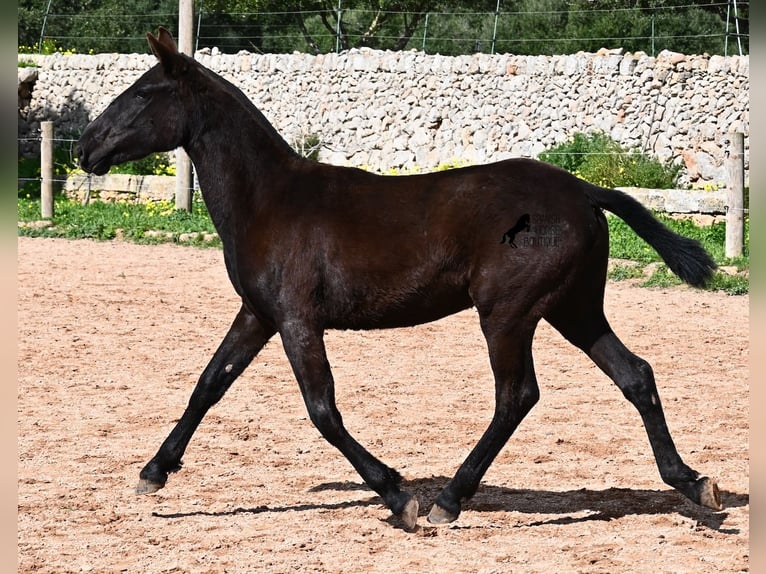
[15,132,679,199]
[18,134,203,212]
[18,132,748,262]
[18,135,86,193]
[15,132,737,198]
[26,1,748,57]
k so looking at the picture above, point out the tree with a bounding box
[17,0,748,55]
[492,0,745,56]
[18,0,179,54]
[199,0,438,53]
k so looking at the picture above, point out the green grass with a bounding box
[607,213,749,293]
[639,265,685,289]
[17,196,219,246]
[699,269,750,296]
[607,263,645,282]
[17,196,748,294]
[608,213,748,264]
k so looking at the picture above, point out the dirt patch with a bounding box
[18,237,749,573]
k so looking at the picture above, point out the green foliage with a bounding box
[701,271,750,296]
[107,153,176,176]
[18,156,42,198]
[548,0,731,55]
[607,213,749,265]
[292,134,322,162]
[539,131,681,189]
[607,263,644,282]
[18,149,174,202]
[18,197,218,245]
[539,132,614,174]
[18,0,179,55]
[640,265,684,289]
[606,213,748,293]
[18,144,79,199]
[18,37,85,55]
[635,261,747,294]
[17,0,748,56]
[432,158,472,171]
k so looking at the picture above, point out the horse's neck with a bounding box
[187,138,272,232]
[183,85,298,229]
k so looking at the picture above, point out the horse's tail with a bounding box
[586,184,717,288]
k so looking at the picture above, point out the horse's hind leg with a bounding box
[588,331,721,509]
[547,297,722,511]
[429,309,540,524]
[137,304,275,494]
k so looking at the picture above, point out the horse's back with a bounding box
[250,158,607,329]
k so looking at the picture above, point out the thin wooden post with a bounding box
[175,152,193,211]
[725,131,744,258]
[40,121,54,219]
[175,0,194,211]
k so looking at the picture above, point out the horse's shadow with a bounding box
[401,476,747,533]
[151,476,747,533]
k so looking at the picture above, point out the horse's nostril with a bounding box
[74,143,86,166]
[74,143,91,172]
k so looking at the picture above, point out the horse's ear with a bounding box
[147,27,187,77]
[156,27,177,50]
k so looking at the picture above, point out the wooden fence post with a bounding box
[725,131,744,258]
[40,121,54,219]
[175,0,195,212]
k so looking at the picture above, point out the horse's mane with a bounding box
[187,56,299,157]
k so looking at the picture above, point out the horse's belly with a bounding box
[324,278,473,330]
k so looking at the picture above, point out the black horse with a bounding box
[76,28,721,530]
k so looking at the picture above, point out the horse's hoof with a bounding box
[698,476,722,511]
[399,497,419,531]
[136,478,164,495]
[427,503,459,525]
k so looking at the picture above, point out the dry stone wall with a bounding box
[18,48,749,186]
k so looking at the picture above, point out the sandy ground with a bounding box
[17,236,749,573]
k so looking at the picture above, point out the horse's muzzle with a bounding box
[75,140,110,176]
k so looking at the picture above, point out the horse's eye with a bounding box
[135,89,149,101]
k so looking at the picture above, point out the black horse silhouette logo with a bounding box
[500,214,531,247]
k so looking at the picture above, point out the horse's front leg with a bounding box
[137,304,275,494]
[279,320,419,530]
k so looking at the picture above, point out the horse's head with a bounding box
[76,28,191,175]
